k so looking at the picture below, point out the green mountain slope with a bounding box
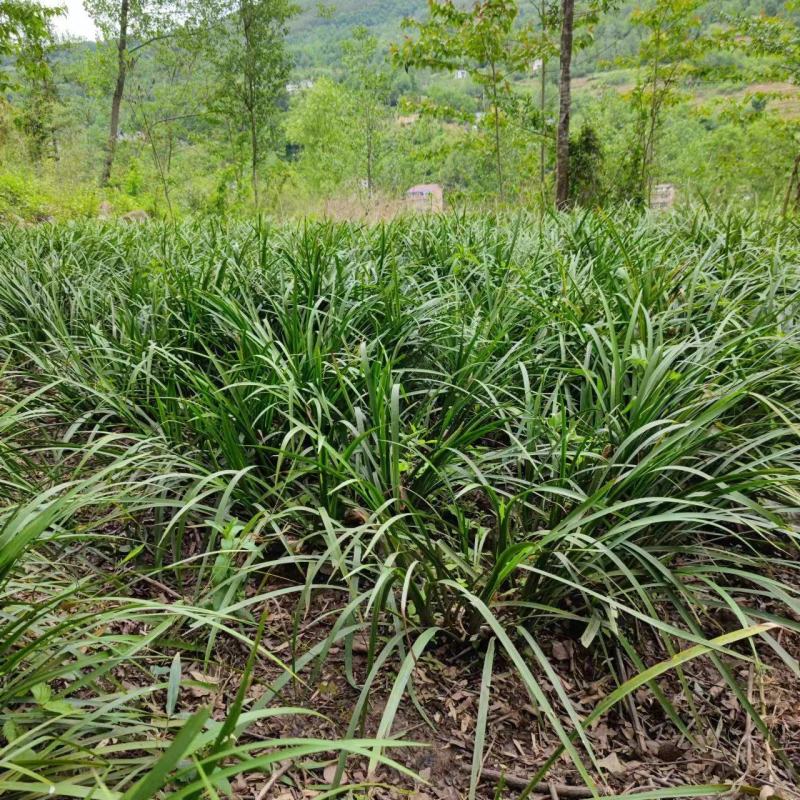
[289,0,427,69]
[288,0,792,72]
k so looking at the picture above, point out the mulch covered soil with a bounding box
[131,578,800,800]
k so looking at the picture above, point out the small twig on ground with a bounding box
[255,761,292,800]
[743,663,754,775]
[479,772,790,800]
[479,769,596,798]
[135,573,184,600]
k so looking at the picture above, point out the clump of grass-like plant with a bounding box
[0,209,798,797]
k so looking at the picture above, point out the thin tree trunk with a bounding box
[490,62,504,202]
[782,154,800,217]
[139,104,174,221]
[250,104,259,207]
[366,102,374,199]
[539,0,547,188]
[641,25,662,205]
[367,132,373,199]
[539,57,546,186]
[239,0,260,208]
[101,0,129,186]
[555,0,574,210]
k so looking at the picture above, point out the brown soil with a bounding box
[129,575,800,800]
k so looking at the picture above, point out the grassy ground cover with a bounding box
[0,209,798,799]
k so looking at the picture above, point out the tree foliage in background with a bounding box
[568,121,603,203]
[555,0,621,208]
[127,37,209,218]
[3,0,800,218]
[85,0,209,186]
[0,0,58,89]
[716,3,800,212]
[286,77,359,193]
[341,25,391,196]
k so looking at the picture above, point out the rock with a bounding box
[120,209,150,223]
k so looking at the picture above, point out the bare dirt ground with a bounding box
[571,75,800,120]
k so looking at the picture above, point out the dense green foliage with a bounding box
[1,211,798,796]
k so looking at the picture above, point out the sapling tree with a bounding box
[554,0,620,209]
[341,26,391,198]
[127,37,209,219]
[394,0,543,202]
[210,0,296,208]
[286,77,359,195]
[628,0,706,204]
[8,2,61,162]
[717,5,800,213]
[85,0,206,186]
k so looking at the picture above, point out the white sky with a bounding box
[44,0,98,41]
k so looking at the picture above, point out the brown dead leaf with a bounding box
[322,765,347,784]
[657,741,683,762]
[552,641,571,661]
[343,508,369,527]
[597,752,626,776]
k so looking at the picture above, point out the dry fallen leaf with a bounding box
[343,507,369,527]
[657,741,683,762]
[322,764,347,784]
[597,752,626,776]
[552,640,571,661]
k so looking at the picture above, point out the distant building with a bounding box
[286,79,314,94]
[406,183,444,213]
[650,183,677,211]
[455,69,468,80]
[397,113,420,126]
[116,130,145,143]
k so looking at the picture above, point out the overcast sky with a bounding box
[45,0,98,41]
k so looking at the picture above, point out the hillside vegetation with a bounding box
[2,0,799,220]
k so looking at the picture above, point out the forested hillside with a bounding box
[0,0,799,219]
[3,1,800,799]
[289,0,427,67]
[287,0,792,71]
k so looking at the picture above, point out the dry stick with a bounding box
[135,573,183,600]
[758,666,777,785]
[743,664,754,776]
[479,771,788,800]
[255,761,292,800]
[479,770,596,798]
